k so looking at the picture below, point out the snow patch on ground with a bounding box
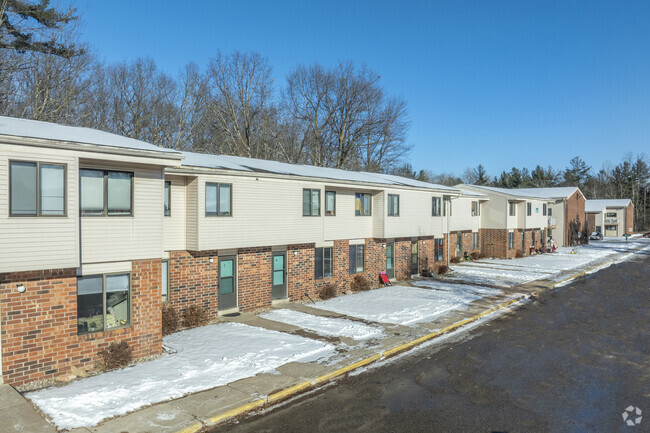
[27,322,335,429]
[260,309,384,340]
[313,283,502,326]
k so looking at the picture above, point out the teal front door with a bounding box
[386,242,395,279]
[218,256,237,310]
[272,252,287,300]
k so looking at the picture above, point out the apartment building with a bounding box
[456,184,553,258]
[586,199,634,237]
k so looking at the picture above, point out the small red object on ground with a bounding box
[380,271,391,286]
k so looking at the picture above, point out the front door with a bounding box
[272,252,287,300]
[218,256,237,310]
[386,242,395,279]
[456,231,462,256]
[410,241,419,275]
[521,231,525,251]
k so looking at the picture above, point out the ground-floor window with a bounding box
[315,247,333,279]
[508,232,514,250]
[161,260,169,302]
[349,244,365,274]
[434,239,444,261]
[77,273,130,334]
[472,232,479,249]
[605,225,617,231]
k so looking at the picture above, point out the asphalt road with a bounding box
[212,249,650,433]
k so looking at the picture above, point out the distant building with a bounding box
[586,199,634,237]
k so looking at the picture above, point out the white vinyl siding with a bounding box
[164,176,187,251]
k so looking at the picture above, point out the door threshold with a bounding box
[218,307,240,316]
[272,298,290,306]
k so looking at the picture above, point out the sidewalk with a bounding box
[4,239,648,433]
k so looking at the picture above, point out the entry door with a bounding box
[410,241,419,275]
[386,242,395,279]
[521,232,525,250]
[456,232,462,256]
[218,256,237,310]
[272,252,287,300]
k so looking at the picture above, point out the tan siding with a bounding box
[185,177,198,250]
[372,191,384,238]
[0,143,79,272]
[449,197,480,232]
[164,175,187,251]
[80,164,163,264]
[383,189,445,238]
[323,189,374,241]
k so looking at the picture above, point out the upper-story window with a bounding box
[10,161,66,216]
[471,201,480,216]
[526,202,532,216]
[548,207,553,216]
[325,191,336,216]
[206,183,232,216]
[387,194,399,216]
[80,169,133,216]
[508,201,516,216]
[543,203,547,216]
[355,193,372,216]
[164,181,171,216]
[303,189,320,216]
[606,212,616,218]
[432,197,442,216]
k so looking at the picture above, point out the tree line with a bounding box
[1,1,647,230]
[0,1,410,172]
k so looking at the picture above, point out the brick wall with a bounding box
[287,243,316,302]
[394,238,412,280]
[587,213,596,233]
[168,250,219,319]
[237,247,273,311]
[480,228,510,259]
[565,190,587,246]
[0,259,162,387]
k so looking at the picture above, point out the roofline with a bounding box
[167,165,462,195]
[1,134,184,163]
[457,184,551,201]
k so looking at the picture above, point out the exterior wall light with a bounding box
[17,284,26,293]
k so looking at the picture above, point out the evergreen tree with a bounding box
[563,156,591,187]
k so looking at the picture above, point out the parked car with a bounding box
[589,232,603,240]
[643,232,650,238]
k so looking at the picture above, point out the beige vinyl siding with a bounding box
[323,188,375,241]
[448,197,480,232]
[479,195,508,229]
[372,191,384,238]
[185,177,199,250]
[198,175,324,250]
[0,143,79,273]
[525,200,548,229]
[383,189,446,238]
[164,175,187,251]
[80,162,164,264]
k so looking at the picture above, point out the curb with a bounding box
[175,248,643,433]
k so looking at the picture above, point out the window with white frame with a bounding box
[527,202,532,216]
[606,212,616,218]
[355,193,372,216]
[302,189,320,216]
[471,201,480,216]
[77,273,130,334]
[325,191,336,216]
[161,260,169,302]
[349,244,365,274]
[206,183,232,216]
[10,161,66,216]
[387,194,399,216]
[542,203,547,216]
[315,247,333,279]
[432,197,442,216]
[548,207,553,216]
[80,169,133,216]
[508,201,516,216]
[164,181,171,216]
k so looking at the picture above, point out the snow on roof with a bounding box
[180,151,459,191]
[455,189,489,199]
[0,116,181,156]
[585,199,631,212]
[456,184,549,199]
[512,187,579,199]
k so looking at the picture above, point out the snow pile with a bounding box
[27,322,335,429]
[313,283,501,326]
[260,309,384,340]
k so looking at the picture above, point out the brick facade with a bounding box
[168,250,219,319]
[587,213,596,234]
[624,202,634,234]
[565,189,587,245]
[0,259,162,387]
[237,247,272,311]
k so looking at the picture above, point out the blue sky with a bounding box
[70,0,650,177]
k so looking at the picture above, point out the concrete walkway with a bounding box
[3,240,647,433]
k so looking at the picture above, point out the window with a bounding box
[349,244,365,274]
[471,201,480,216]
[542,203,547,216]
[77,273,130,334]
[315,247,333,279]
[387,194,399,216]
[526,202,532,216]
[10,161,66,216]
[605,225,617,231]
[80,169,133,216]
[164,181,171,216]
[472,232,479,249]
[606,212,616,218]
[434,238,444,261]
[595,225,601,233]
[161,260,169,302]
[355,193,372,216]
[508,202,516,216]
[303,188,320,216]
[548,208,553,216]
[508,232,514,249]
[206,183,232,216]
[325,191,336,216]
[432,197,442,216]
